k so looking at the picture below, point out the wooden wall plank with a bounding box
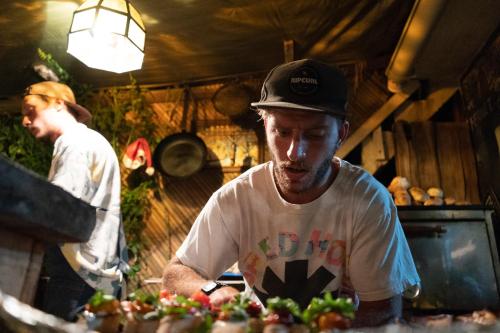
[394,122,418,187]
[412,122,440,189]
[435,123,466,201]
[395,121,479,204]
[138,168,241,292]
[456,123,481,203]
[395,87,457,122]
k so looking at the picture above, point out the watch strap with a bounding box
[201,281,226,295]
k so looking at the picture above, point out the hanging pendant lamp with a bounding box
[67,0,146,73]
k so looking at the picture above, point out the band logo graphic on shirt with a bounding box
[253,260,336,310]
[257,230,345,263]
[242,229,345,287]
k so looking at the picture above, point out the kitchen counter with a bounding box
[0,156,96,305]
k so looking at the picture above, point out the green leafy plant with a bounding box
[121,180,154,278]
[81,74,158,285]
[87,80,157,283]
[87,75,157,153]
[87,78,158,284]
[0,115,52,176]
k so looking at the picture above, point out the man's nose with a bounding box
[21,116,30,127]
[287,135,307,161]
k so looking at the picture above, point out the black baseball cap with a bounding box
[251,59,347,117]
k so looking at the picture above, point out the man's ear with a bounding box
[339,120,350,143]
[53,98,66,111]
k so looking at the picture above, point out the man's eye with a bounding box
[276,129,291,136]
[305,131,326,139]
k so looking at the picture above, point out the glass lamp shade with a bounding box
[67,0,146,73]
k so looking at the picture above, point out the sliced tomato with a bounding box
[264,310,296,326]
[190,291,211,308]
[159,289,173,300]
[264,313,281,325]
[317,312,350,330]
[246,301,262,318]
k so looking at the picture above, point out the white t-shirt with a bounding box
[177,159,420,308]
[48,122,127,294]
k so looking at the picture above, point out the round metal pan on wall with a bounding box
[153,88,207,178]
[153,132,207,178]
[212,83,253,117]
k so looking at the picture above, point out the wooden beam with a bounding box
[283,39,295,63]
[0,96,22,115]
[361,127,386,174]
[395,86,457,122]
[337,80,420,158]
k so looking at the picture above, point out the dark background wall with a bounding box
[461,30,500,206]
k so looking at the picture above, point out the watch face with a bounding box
[202,281,218,294]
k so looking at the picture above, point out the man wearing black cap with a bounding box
[163,59,420,327]
[21,81,128,321]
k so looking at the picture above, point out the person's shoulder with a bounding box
[337,159,389,196]
[338,159,372,182]
[337,160,395,218]
[59,124,115,156]
[81,125,111,143]
[238,162,270,181]
[61,123,98,140]
[214,162,270,198]
[77,124,116,151]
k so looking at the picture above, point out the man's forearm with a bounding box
[352,295,402,327]
[162,256,240,305]
[162,256,209,296]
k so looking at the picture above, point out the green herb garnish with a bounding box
[302,293,355,324]
[162,295,205,319]
[88,290,116,308]
[266,297,302,318]
[128,290,160,306]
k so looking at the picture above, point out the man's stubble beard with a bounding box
[272,156,332,195]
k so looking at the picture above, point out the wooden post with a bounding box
[283,40,295,63]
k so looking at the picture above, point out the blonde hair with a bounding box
[256,108,269,121]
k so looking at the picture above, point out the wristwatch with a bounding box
[201,281,226,295]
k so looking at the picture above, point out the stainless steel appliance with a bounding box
[399,206,500,313]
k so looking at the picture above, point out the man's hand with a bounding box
[163,256,240,306]
[209,286,240,306]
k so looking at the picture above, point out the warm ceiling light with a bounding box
[67,0,146,73]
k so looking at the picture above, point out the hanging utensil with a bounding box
[212,83,253,117]
[153,88,207,178]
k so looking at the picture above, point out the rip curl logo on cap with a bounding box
[289,66,320,95]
